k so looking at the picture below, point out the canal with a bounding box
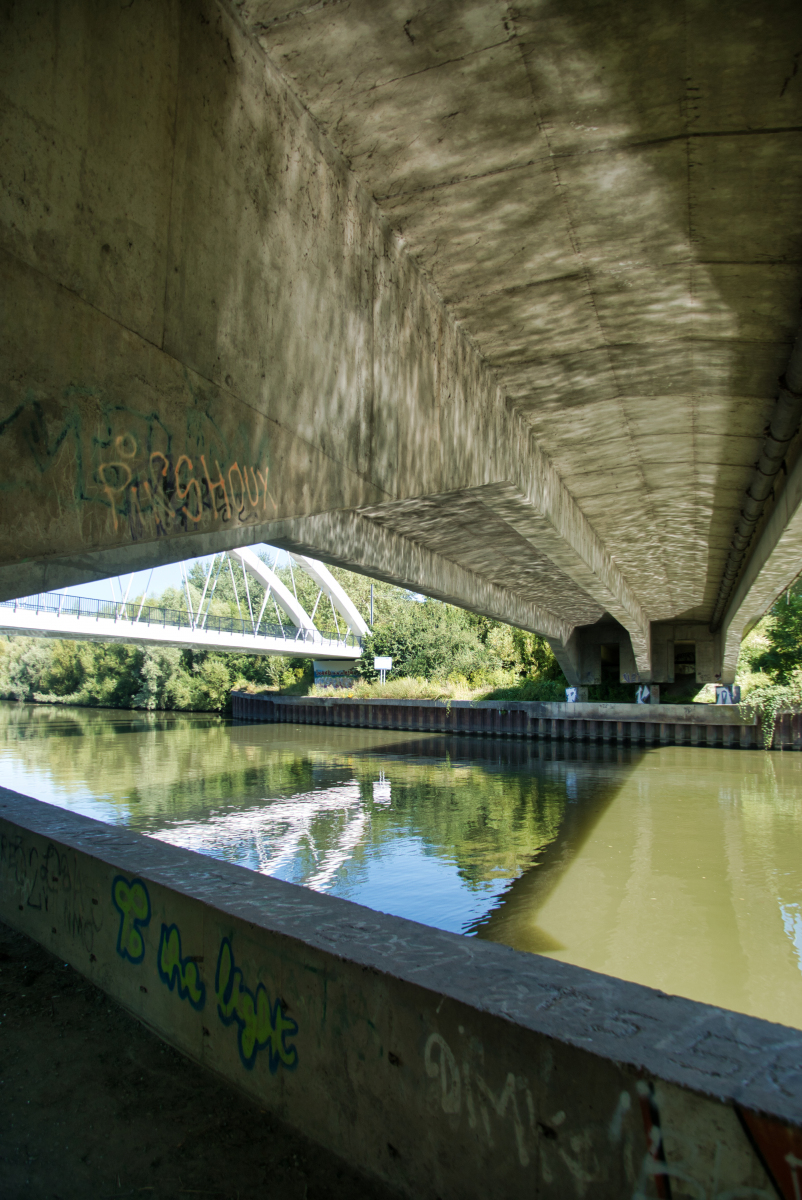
[3,701,802,1030]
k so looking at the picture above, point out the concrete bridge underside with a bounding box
[2,0,802,682]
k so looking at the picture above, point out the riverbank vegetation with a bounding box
[1,552,800,714]
[0,556,564,710]
[734,582,802,743]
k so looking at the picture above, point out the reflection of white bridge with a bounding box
[0,548,368,660]
[152,779,382,892]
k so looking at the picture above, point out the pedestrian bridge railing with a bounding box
[0,592,364,658]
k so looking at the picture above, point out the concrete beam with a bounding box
[261,511,575,646]
[2,789,800,1197]
[0,0,649,663]
[719,444,802,681]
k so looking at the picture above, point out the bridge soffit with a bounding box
[263,511,577,648]
[717,321,802,679]
[0,0,648,667]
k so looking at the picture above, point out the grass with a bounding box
[263,673,569,703]
[235,675,721,705]
[308,676,479,701]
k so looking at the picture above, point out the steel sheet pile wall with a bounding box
[2,789,802,1198]
[232,693,794,750]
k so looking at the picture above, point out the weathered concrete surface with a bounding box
[719,440,802,680]
[261,509,574,645]
[3,788,802,1197]
[0,0,648,667]
[2,1,802,678]
[240,0,802,658]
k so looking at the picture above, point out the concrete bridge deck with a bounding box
[2,1,802,685]
[4,10,802,1191]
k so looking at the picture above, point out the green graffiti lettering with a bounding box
[112,875,151,964]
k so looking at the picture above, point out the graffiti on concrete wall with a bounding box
[426,1026,523,1167]
[215,936,298,1073]
[425,1032,535,1169]
[0,832,104,952]
[112,875,151,963]
[423,1028,800,1198]
[99,434,275,540]
[157,922,206,1011]
[0,395,275,550]
[736,1107,802,1200]
[0,834,69,915]
[5,821,802,1195]
[107,877,298,1072]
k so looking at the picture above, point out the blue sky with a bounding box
[58,545,289,603]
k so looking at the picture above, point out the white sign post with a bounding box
[374,656,392,685]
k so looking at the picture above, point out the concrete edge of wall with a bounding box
[234,693,789,750]
[2,787,802,1196]
[235,695,752,723]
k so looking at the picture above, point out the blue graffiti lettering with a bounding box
[157,923,206,1011]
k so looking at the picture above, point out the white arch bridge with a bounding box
[0,548,368,660]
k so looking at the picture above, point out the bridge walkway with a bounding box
[0,592,363,660]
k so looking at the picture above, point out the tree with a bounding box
[742,583,802,682]
[0,552,565,710]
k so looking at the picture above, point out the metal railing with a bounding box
[0,593,364,651]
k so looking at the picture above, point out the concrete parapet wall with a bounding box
[2,789,802,1198]
[232,693,794,750]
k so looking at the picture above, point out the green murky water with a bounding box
[4,701,802,1029]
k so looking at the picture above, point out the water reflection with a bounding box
[476,746,802,1029]
[0,705,624,936]
[3,703,802,1028]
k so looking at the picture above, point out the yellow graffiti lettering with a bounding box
[96,435,269,537]
[200,454,231,521]
[115,433,138,458]
[228,462,246,517]
[244,467,260,508]
[127,484,145,539]
[98,461,133,533]
[111,875,151,964]
[174,454,203,523]
[140,478,174,532]
[215,937,297,1072]
[149,451,169,483]
[255,467,272,514]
